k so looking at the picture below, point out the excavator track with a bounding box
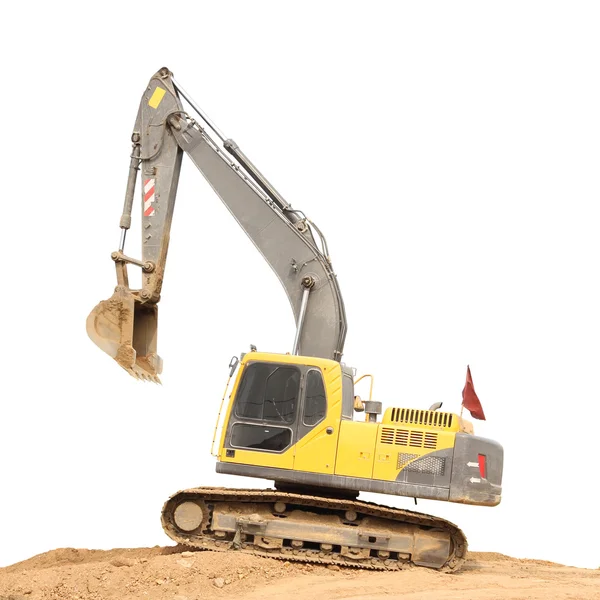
[161,487,467,572]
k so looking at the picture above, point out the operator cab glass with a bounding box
[235,363,300,423]
[227,361,327,453]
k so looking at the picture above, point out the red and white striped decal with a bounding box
[144,178,156,216]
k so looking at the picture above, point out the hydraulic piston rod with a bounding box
[172,76,292,214]
[118,138,141,251]
[292,286,311,355]
[171,76,227,143]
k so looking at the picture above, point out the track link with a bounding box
[161,487,467,572]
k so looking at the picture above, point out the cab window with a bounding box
[230,423,291,452]
[235,363,300,424]
[303,370,326,426]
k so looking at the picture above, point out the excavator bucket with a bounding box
[86,287,163,383]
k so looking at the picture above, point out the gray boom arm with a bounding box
[120,68,347,361]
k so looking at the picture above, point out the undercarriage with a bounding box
[161,487,467,571]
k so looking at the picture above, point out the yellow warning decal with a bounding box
[148,87,166,109]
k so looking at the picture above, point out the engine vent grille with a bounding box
[389,408,454,429]
[404,455,446,476]
[380,427,438,450]
[397,452,419,468]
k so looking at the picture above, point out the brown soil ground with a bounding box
[1,546,598,600]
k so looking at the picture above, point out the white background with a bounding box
[1,1,599,570]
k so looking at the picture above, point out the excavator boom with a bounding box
[87,68,347,380]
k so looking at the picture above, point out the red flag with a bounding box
[462,365,486,420]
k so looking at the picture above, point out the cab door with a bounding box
[293,368,341,475]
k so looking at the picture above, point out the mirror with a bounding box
[228,355,239,377]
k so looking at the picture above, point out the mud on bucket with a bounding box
[86,287,163,382]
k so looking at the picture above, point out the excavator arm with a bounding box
[87,68,347,381]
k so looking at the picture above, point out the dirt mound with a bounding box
[1,546,598,600]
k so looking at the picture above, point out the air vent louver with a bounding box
[389,408,454,429]
[380,427,438,450]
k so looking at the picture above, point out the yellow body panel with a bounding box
[293,362,343,474]
[293,425,337,473]
[231,351,339,370]
[334,421,378,478]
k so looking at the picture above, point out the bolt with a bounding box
[168,115,182,131]
[301,275,315,289]
[344,510,357,522]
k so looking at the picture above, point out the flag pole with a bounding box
[460,365,467,419]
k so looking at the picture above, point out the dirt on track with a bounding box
[1,546,599,600]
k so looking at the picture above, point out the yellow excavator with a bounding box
[87,68,503,572]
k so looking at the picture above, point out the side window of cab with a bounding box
[303,369,326,426]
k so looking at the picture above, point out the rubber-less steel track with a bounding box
[161,487,467,572]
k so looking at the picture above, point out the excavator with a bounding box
[86,67,503,572]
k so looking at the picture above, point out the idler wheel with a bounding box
[173,501,204,532]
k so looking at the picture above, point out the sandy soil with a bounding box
[1,546,598,600]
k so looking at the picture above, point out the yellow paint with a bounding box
[334,421,378,478]
[293,364,342,474]
[148,86,166,109]
[293,426,337,473]
[233,351,338,370]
